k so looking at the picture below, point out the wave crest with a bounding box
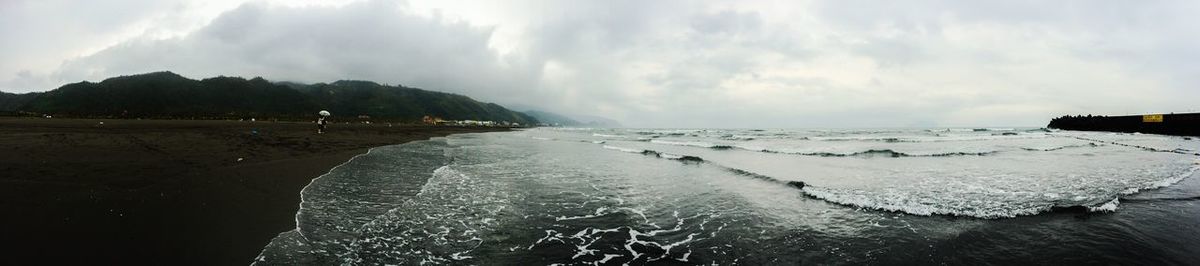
[648,139,996,158]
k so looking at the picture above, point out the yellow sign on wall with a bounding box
[1143,114,1164,123]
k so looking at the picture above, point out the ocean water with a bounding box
[254,128,1200,265]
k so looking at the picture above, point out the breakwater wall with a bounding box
[1048,113,1200,137]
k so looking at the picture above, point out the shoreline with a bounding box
[0,117,510,265]
[279,142,384,243]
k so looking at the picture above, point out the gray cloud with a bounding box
[49,1,542,106]
[4,0,1200,127]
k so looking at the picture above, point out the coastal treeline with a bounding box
[1048,113,1200,136]
[0,71,537,124]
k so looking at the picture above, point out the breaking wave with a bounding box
[800,164,1200,219]
[1121,195,1200,203]
[808,134,1046,142]
[1071,136,1200,156]
[603,145,703,163]
[599,144,1200,219]
[648,139,996,157]
[592,133,627,138]
[774,149,996,158]
[1020,143,1101,151]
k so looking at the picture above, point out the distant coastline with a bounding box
[1048,113,1200,137]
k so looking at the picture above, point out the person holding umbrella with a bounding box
[317,110,331,134]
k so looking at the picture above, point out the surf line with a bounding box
[599,145,807,190]
[290,146,383,242]
[1069,136,1200,156]
[597,143,1163,219]
[647,139,998,158]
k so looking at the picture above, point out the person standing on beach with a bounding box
[317,110,331,134]
[317,116,327,134]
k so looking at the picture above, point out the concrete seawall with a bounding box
[1048,113,1200,137]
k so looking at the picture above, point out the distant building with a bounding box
[433,119,504,126]
[423,115,444,125]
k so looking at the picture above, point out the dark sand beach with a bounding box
[0,117,508,265]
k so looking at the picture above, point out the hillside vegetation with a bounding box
[0,71,537,124]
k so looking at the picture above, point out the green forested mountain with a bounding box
[0,91,42,113]
[2,71,538,124]
[21,72,316,117]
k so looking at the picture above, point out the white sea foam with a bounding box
[347,164,514,264]
[1088,198,1120,212]
[603,128,1198,219]
[262,127,1200,264]
[721,135,758,141]
[799,186,1050,218]
[289,146,381,241]
[650,139,720,148]
[592,133,627,138]
[603,145,645,154]
[1125,165,1200,194]
[809,134,1049,143]
[1019,143,1100,152]
[794,164,1199,218]
[928,128,978,132]
[542,212,715,264]
[658,153,684,160]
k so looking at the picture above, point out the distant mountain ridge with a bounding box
[523,110,581,126]
[0,71,538,124]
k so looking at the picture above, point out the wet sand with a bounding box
[0,117,509,265]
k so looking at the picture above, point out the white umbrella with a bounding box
[319,110,331,117]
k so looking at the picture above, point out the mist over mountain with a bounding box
[571,114,622,128]
[0,71,538,124]
[520,109,622,128]
[294,80,537,124]
[522,110,578,126]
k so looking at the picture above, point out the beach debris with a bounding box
[237,157,244,162]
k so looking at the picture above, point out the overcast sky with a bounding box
[3,0,1198,127]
